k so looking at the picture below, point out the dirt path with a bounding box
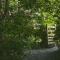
[24,47,60,60]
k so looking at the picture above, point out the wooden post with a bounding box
[46,24,48,47]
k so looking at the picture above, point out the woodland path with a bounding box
[24,46,60,60]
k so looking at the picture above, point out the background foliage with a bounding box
[0,0,60,60]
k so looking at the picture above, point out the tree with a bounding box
[0,0,60,60]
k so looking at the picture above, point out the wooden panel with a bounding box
[47,24,56,45]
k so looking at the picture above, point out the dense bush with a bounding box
[0,0,60,60]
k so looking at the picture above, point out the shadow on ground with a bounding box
[24,47,60,60]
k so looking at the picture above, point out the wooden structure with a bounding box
[33,23,56,47]
[47,24,56,45]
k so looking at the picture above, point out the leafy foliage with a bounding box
[0,0,60,60]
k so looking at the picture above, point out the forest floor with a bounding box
[24,46,60,60]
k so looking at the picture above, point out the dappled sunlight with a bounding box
[0,0,60,60]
